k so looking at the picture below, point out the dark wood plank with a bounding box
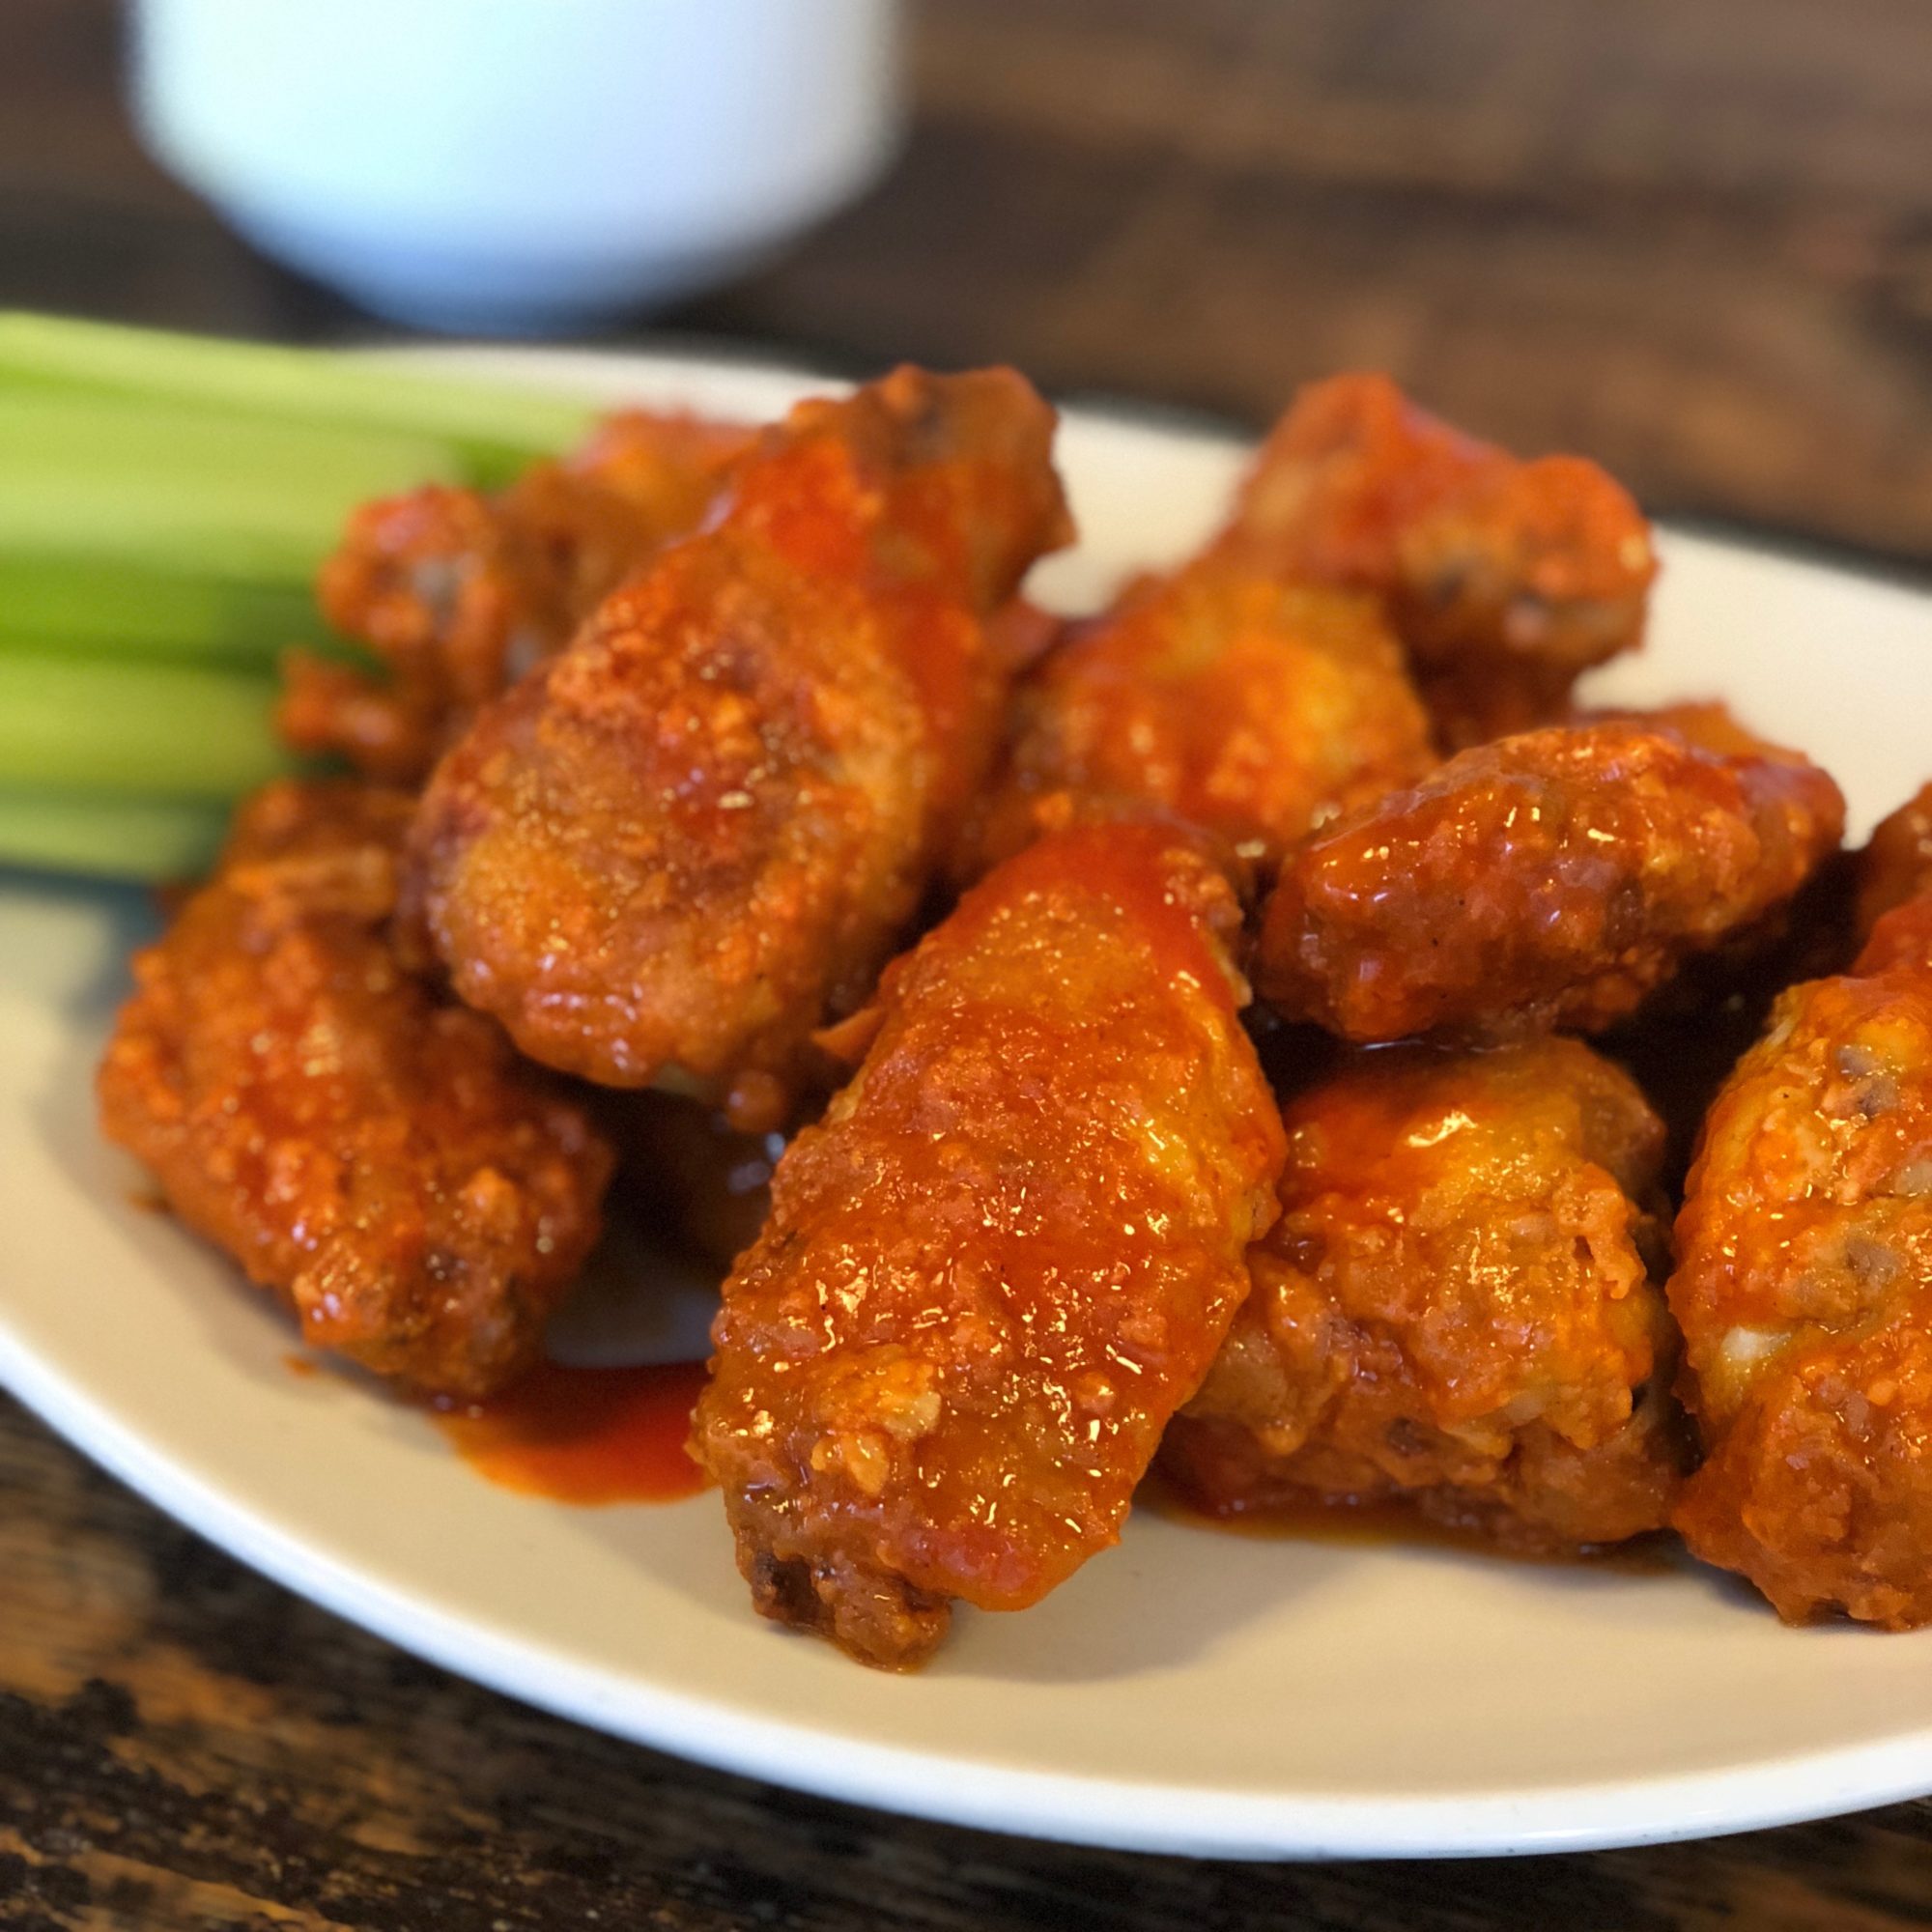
[9,1392,1932,1932]
[670,0,1932,566]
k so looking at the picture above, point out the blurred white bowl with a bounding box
[130,0,903,334]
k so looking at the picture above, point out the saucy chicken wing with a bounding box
[1856,781,1932,944]
[97,780,612,1399]
[1669,895,1932,1626]
[406,365,1072,1129]
[1162,1037,1684,1548]
[691,821,1287,1667]
[279,411,752,781]
[962,557,1434,879]
[1220,373,1657,747]
[1255,721,1846,1043]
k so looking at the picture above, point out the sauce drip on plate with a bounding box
[431,1359,712,1504]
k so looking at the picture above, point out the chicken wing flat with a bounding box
[1255,721,1846,1042]
[405,366,1072,1129]
[961,558,1434,879]
[691,821,1287,1667]
[1220,373,1657,747]
[1856,781,1932,944]
[1162,1037,1683,1548]
[1669,895,1932,1626]
[97,780,612,1399]
[279,411,752,781]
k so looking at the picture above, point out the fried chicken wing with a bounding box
[1255,721,1846,1043]
[961,558,1434,879]
[1162,1037,1684,1548]
[691,821,1287,1667]
[1221,373,1657,747]
[405,366,1072,1128]
[1668,896,1932,1625]
[279,411,752,781]
[97,780,612,1399]
[1856,781,1932,945]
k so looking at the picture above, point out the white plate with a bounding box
[7,346,1932,1863]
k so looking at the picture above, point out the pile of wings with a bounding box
[99,364,1932,1667]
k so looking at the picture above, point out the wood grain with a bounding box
[6,0,1932,1924]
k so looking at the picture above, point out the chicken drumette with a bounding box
[1219,372,1658,748]
[1255,720,1845,1043]
[1164,1037,1685,1548]
[1670,888,1932,1626]
[98,780,612,1399]
[962,558,1434,880]
[405,365,1071,1128]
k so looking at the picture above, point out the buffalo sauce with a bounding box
[429,1358,713,1505]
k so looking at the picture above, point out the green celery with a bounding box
[0,554,322,663]
[0,311,595,488]
[0,788,227,881]
[0,389,460,582]
[0,651,287,799]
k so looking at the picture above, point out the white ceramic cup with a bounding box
[130,0,903,334]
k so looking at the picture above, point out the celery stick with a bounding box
[0,390,459,582]
[0,788,226,881]
[0,652,287,799]
[0,312,595,488]
[0,554,320,663]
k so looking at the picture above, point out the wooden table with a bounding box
[6,2,1932,1925]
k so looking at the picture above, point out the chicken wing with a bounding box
[1255,721,1845,1043]
[405,366,1072,1129]
[961,557,1434,879]
[1856,781,1932,945]
[1669,894,1932,1625]
[1162,1037,1684,1548]
[691,821,1287,1667]
[1220,373,1657,748]
[97,780,612,1399]
[279,411,752,782]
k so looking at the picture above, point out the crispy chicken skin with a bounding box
[1856,781,1932,945]
[1163,1038,1683,1548]
[961,558,1434,879]
[1669,895,1932,1626]
[97,781,612,1400]
[1221,373,1657,748]
[279,412,752,782]
[691,822,1287,1668]
[1255,721,1846,1043]
[405,366,1072,1129]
